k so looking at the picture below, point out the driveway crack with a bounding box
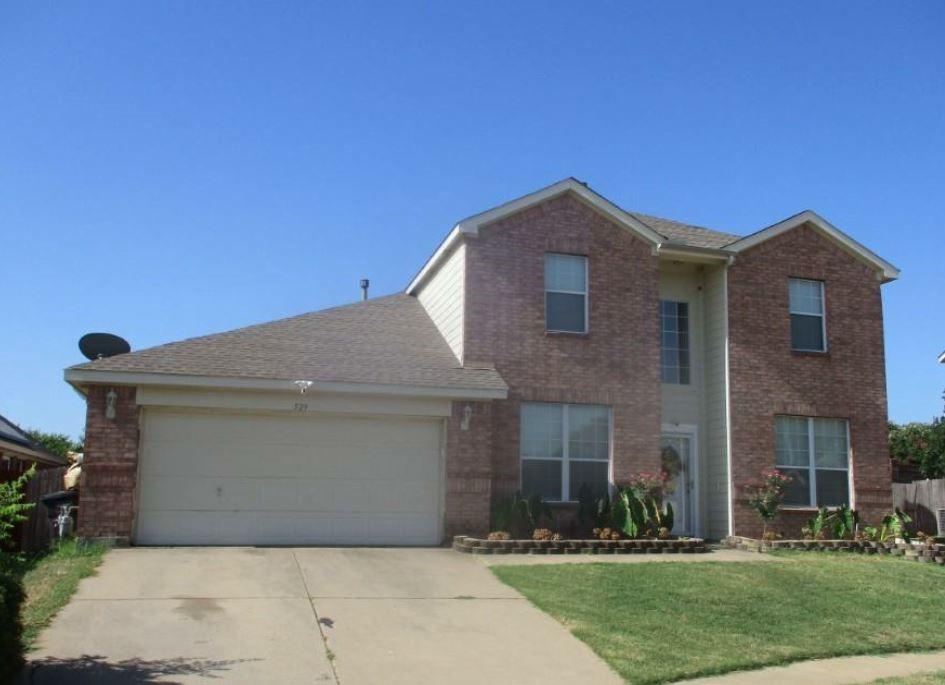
[292,551,341,685]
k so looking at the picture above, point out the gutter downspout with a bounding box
[723,256,735,538]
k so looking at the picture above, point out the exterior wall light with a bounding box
[105,389,118,420]
[460,404,473,431]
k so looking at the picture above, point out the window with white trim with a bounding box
[660,300,690,384]
[545,253,587,333]
[789,278,826,351]
[520,403,610,502]
[775,416,850,507]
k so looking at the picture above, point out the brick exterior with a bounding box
[78,386,139,542]
[76,198,894,545]
[443,401,493,539]
[442,193,662,536]
[727,224,892,537]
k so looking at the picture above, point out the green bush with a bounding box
[0,569,25,684]
[889,418,945,479]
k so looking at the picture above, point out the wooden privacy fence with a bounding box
[20,466,66,553]
[893,478,945,535]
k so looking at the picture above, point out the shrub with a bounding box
[610,487,674,539]
[0,569,24,683]
[487,531,510,541]
[1,466,35,545]
[744,469,792,537]
[490,492,552,539]
[802,505,860,540]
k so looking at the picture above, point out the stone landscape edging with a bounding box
[452,535,708,555]
[724,535,945,564]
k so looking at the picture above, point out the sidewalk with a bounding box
[676,651,945,685]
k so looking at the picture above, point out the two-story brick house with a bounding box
[65,178,899,544]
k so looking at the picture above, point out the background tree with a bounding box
[889,419,945,481]
[22,430,82,458]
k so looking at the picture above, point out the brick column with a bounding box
[78,385,140,543]
[443,400,493,540]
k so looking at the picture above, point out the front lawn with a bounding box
[493,553,945,684]
[18,539,106,647]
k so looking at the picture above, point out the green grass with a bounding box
[18,539,106,647]
[870,672,945,685]
[492,552,945,684]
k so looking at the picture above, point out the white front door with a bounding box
[660,429,697,536]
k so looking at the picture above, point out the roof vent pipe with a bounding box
[360,278,369,301]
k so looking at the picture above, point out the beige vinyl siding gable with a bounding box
[703,265,730,538]
[415,242,465,362]
[659,262,706,536]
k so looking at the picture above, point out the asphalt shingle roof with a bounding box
[630,212,741,249]
[72,294,506,392]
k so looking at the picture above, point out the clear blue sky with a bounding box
[2,2,943,439]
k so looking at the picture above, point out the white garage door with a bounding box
[135,409,443,546]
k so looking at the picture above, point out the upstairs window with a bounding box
[660,300,690,384]
[545,254,587,333]
[775,416,850,507]
[789,278,826,352]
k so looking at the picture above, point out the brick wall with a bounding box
[443,401,493,539]
[78,385,139,542]
[457,193,662,531]
[727,224,892,537]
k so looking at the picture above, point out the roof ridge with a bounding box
[629,211,741,239]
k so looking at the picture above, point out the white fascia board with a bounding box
[727,210,900,283]
[657,244,733,263]
[406,227,461,295]
[63,368,508,401]
[406,178,665,294]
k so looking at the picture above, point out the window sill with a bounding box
[780,506,820,512]
[791,349,829,358]
[545,330,589,339]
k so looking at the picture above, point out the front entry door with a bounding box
[660,430,696,536]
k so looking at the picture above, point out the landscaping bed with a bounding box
[453,534,708,555]
[726,535,945,564]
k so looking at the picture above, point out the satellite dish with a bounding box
[79,333,131,361]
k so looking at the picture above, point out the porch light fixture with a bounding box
[460,404,473,431]
[105,388,118,420]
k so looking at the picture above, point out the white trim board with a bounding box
[135,387,454,418]
[64,368,508,401]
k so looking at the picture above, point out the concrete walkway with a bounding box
[676,651,945,685]
[19,547,623,685]
[480,546,774,566]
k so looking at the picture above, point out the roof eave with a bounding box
[657,243,734,263]
[64,368,509,401]
[0,437,68,466]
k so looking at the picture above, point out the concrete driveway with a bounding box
[21,547,622,684]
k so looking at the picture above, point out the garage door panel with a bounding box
[136,410,443,545]
[137,510,438,546]
[142,444,439,482]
